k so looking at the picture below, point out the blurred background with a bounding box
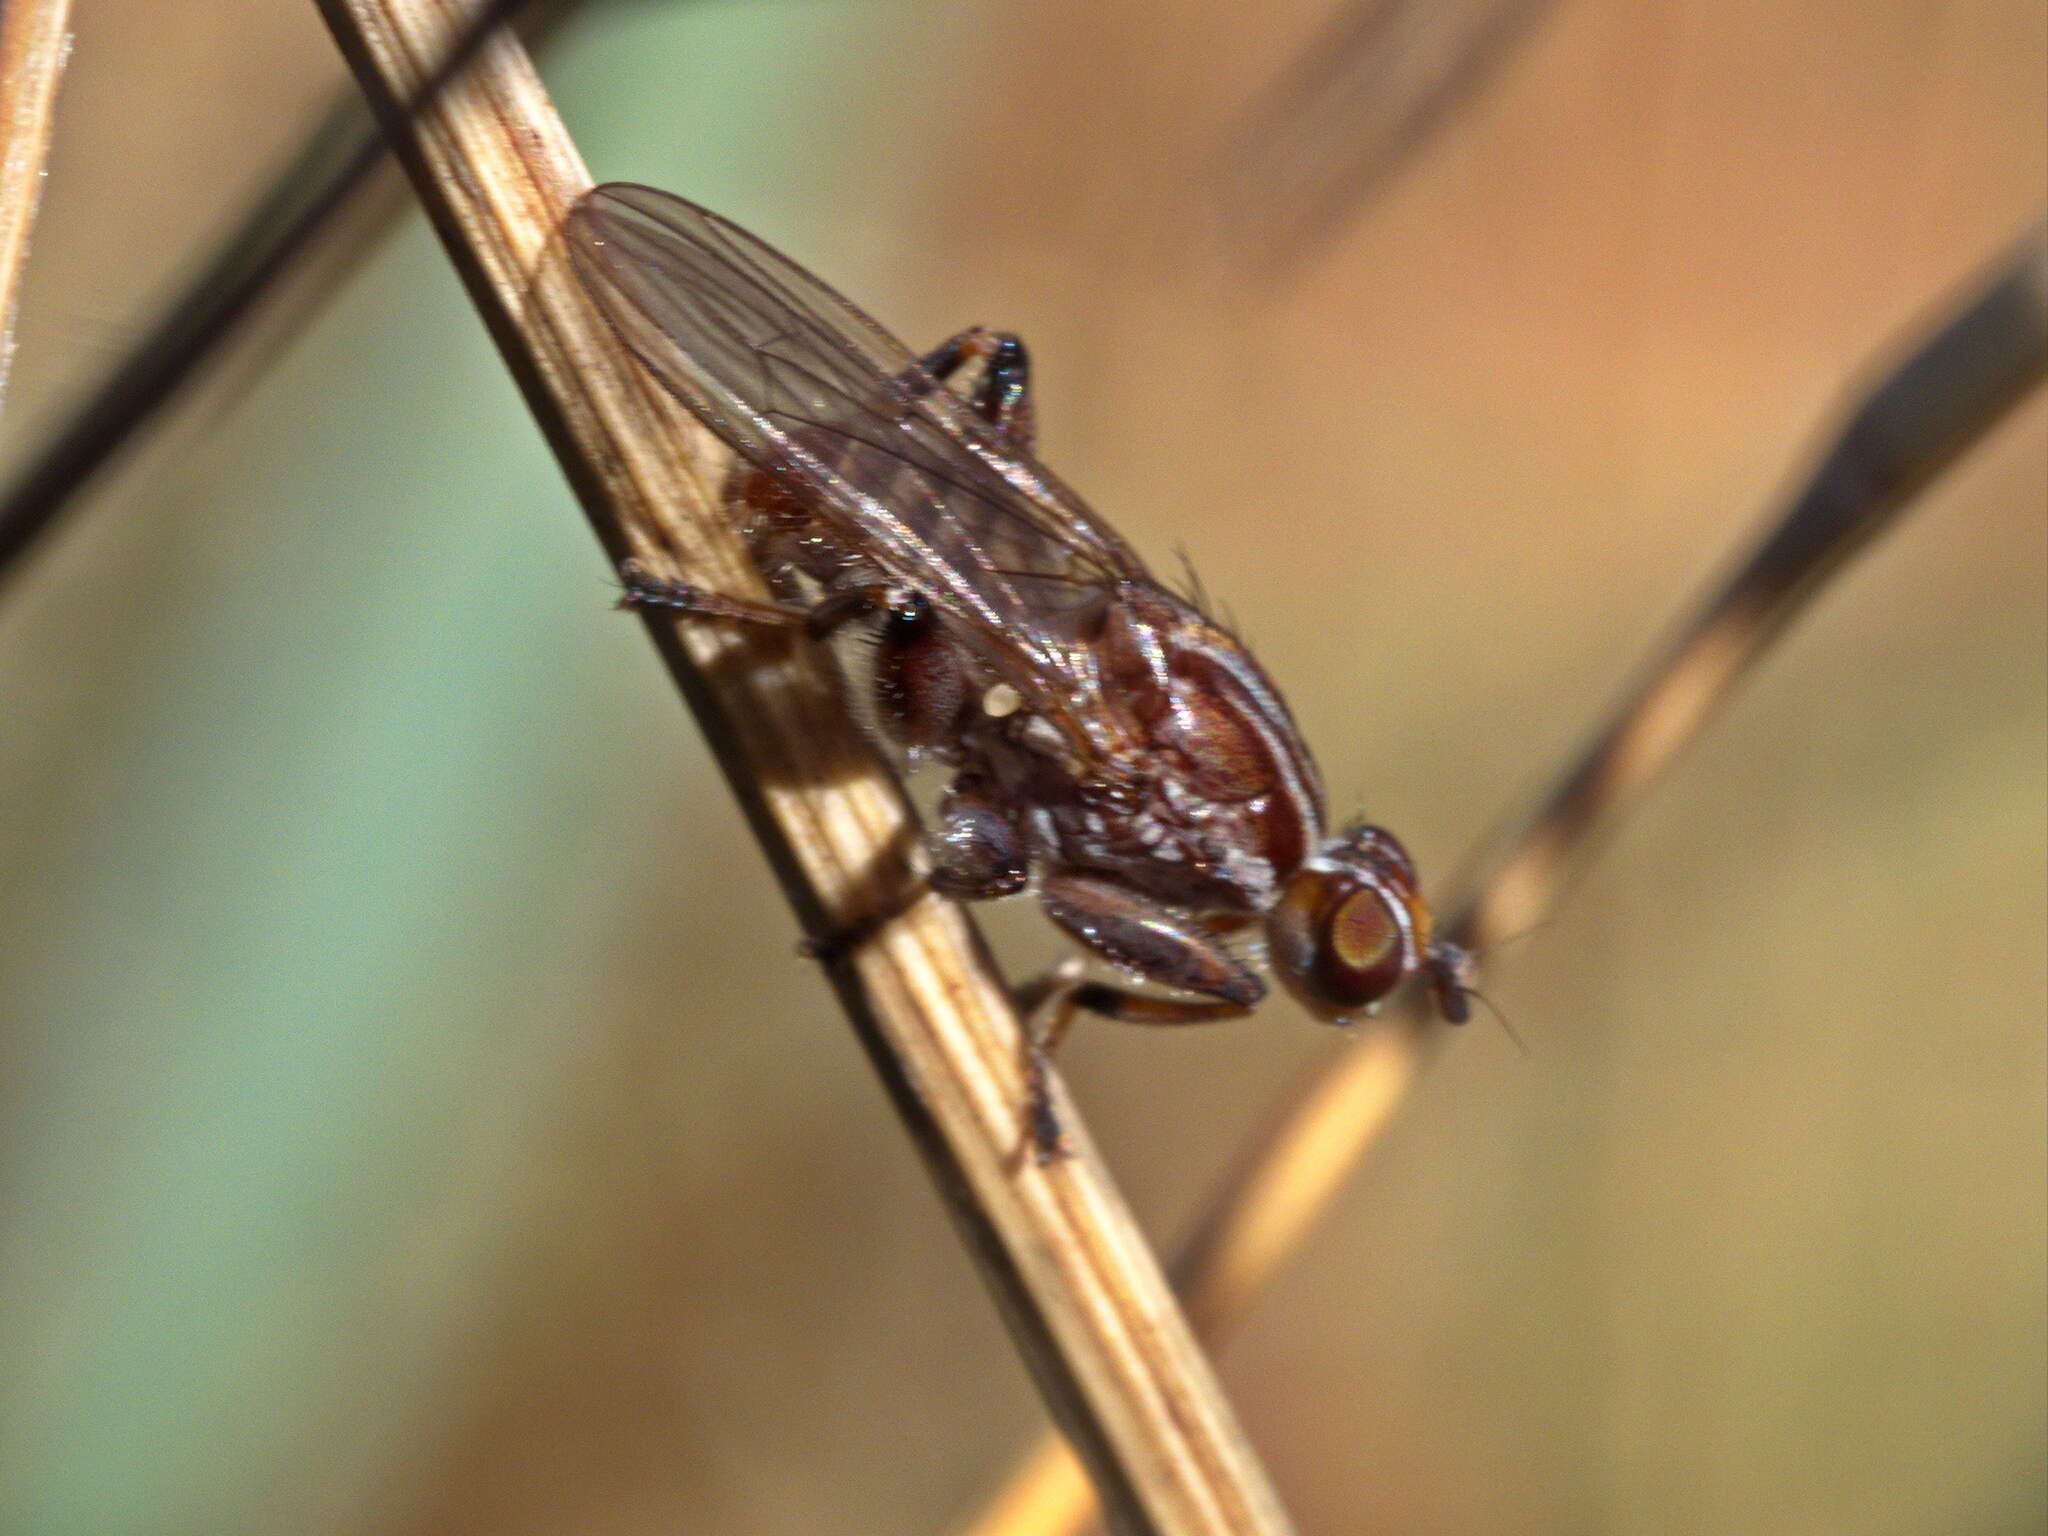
[0,2,2041,1532]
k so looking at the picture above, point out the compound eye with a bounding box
[1330,889,1400,977]
[1268,868,1415,1021]
[1326,888,1407,1007]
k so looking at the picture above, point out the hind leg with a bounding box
[911,328,1036,449]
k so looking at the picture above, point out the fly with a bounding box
[565,183,1473,1151]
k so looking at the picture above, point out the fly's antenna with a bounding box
[1427,934,1527,1054]
[1462,986,1527,1055]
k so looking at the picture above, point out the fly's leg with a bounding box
[618,558,895,639]
[1036,873,1263,1014]
[911,328,1035,450]
[928,775,1029,899]
[873,591,973,758]
[1018,873,1262,1160]
[799,775,1023,970]
[1019,973,1254,1164]
[616,559,808,626]
[970,334,1033,448]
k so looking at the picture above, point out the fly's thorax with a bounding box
[947,588,1327,918]
[1267,824,1435,1023]
[1168,646,1319,873]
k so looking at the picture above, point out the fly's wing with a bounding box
[565,182,1149,717]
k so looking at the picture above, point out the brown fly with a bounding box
[566,183,1472,1151]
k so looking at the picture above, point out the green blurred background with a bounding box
[0,3,2041,1532]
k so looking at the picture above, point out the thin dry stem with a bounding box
[0,0,72,414]
[0,89,385,589]
[957,220,2048,1536]
[0,0,588,591]
[312,4,1294,1532]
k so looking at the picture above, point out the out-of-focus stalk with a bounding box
[954,219,2048,1536]
[0,0,585,593]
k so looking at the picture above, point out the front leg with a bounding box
[1022,873,1262,1158]
[1036,872,1263,1015]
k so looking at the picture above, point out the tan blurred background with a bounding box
[0,2,2041,1533]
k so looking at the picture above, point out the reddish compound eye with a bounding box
[1268,825,1441,1022]
[1330,889,1402,976]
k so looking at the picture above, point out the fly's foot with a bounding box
[1014,958,1086,1165]
[1026,1048,1076,1164]
[616,558,809,627]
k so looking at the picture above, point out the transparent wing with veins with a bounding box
[565,182,1150,728]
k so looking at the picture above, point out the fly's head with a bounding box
[1267,823,1471,1025]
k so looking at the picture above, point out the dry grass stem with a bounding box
[313,3,1296,1532]
[0,0,73,415]
[957,218,2048,1536]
